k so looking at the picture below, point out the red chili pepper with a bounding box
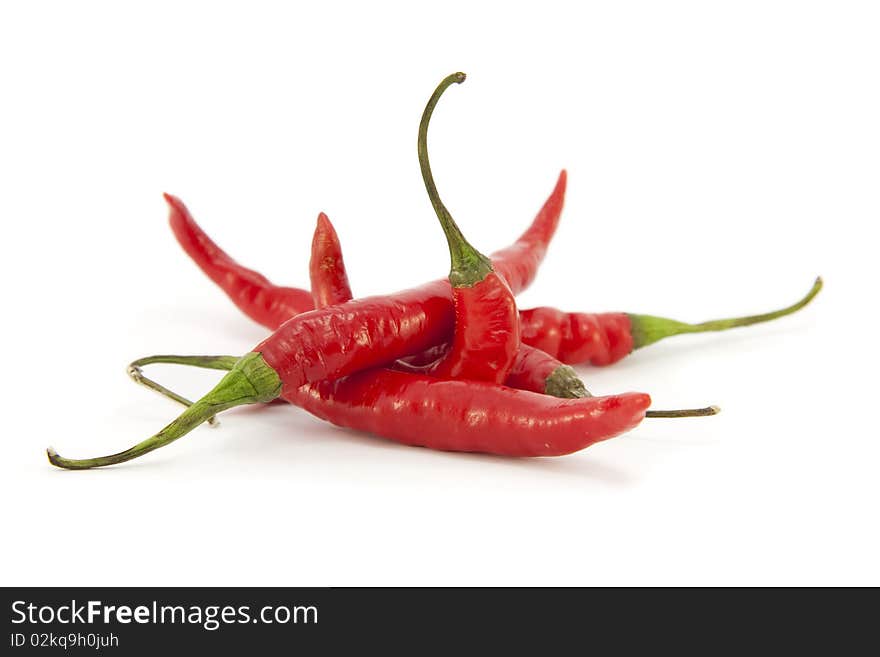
[165,193,313,329]
[406,72,519,383]
[519,278,823,366]
[286,371,649,457]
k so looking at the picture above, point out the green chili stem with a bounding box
[127,355,238,426]
[418,72,493,287]
[646,405,720,418]
[629,277,822,349]
[48,352,281,470]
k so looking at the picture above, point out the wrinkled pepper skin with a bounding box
[255,280,453,395]
[518,308,634,366]
[286,370,650,457]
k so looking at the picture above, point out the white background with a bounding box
[1,1,877,586]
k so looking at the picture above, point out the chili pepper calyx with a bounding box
[47,352,281,470]
[544,365,591,398]
[628,277,823,349]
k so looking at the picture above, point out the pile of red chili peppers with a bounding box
[48,72,822,469]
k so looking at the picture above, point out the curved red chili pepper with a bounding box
[165,193,314,329]
[519,277,823,366]
[287,371,649,457]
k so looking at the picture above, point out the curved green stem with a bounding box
[418,72,492,287]
[629,277,823,349]
[127,355,238,426]
[129,355,239,370]
[646,405,720,418]
[47,352,281,470]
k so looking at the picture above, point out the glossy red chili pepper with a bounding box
[165,193,313,329]
[287,371,649,457]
